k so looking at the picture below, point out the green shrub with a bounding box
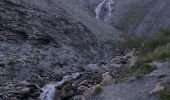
[120,61,156,81]
[94,85,102,95]
[140,46,170,62]
[141,28,170,53]
[158,89,170,100]
[119,28,170,82]
[158,83,170,100]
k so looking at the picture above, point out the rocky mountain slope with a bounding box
[69,0,170,36]
[0,0,120,83]
[0,0,170,100]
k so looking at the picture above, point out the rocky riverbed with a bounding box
[0,52,133,100]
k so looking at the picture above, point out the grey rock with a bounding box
[0,0,119,84]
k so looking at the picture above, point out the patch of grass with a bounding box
[119,28,170,82]
[141,46,170,62]
[141,28,170,53]
[158,89,170,100]
[120,61,156,81]
[94,84,102,95]
[158,84,170,100]
[121,27,170,53]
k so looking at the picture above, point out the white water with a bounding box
[95,0,106,19]
[40,83,57,100]
[40,80,65,100]
[106,0,114,18]
[95,0,114,20]
[40,73,80,100]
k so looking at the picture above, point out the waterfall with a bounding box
[40,73,80,100]
[95,0,106,19]
[106,0,114,18]
[40,83,57,100]
[95,0,114,20]
[40,80,65,100]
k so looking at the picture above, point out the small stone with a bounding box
[78,86,88,91]
[101,74,114,85]
[63,75,73,83]
[3,86,10,90]
[110,57,122,64]
[72,95,82,100]
[20,87,30,93]
[78,80,88,86]
[149,84,165,94]
[71,72,80,79]
[10,96,17,100]
[102,72,110,79]
[20,80,31,86]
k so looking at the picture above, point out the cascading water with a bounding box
[95,0,114,21]
[40,73,80,100]
[40,83,57,100]
[95,0,106,19]
[106,0,114,20]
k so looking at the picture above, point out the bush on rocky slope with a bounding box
[94,84,102,95]
[158,82,170,100]
[120,62,156,81]
[140,46,170,62]
[119,28,170,81]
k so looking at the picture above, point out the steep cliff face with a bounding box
[0,0,120,83]
[110,0,170,36]
[70,0,170,36]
